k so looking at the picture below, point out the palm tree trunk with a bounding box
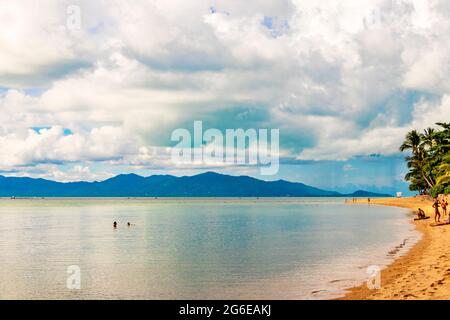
[422,172,434,189]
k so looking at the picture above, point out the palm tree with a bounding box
[436,155,450,186]
[400,130,434,192]
[399,130,421,154]
[421,128,436,148]
[400,123,450,196]
[433,124,450,192]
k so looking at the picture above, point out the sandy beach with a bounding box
[342,196,450,300]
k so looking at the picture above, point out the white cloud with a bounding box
[296,95,450,160]
[0,0,449,179]
[411,94,450,128]
[1,164,114,182]
[0,126,138,168]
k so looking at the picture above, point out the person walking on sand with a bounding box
[433,199,441,222]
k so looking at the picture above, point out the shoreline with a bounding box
[341,196,450,300]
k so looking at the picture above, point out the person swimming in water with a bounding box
[113,221,118,229]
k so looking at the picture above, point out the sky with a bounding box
[0,0,450,195]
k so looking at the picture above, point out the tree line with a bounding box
[400,122,450,197]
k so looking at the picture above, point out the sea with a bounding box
[0,198,420,299]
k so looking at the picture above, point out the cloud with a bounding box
[0,1,96,87]
[0,0,449,180]
[1,164,114,182]
[0,125,138,169]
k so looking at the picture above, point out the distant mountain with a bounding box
[349,190,393,197]
[0,172,392,198]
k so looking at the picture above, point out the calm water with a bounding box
[0,198,419,299]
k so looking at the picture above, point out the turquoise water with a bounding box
[0,198,419,299]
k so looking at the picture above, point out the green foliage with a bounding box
[445,185,450,195]
[430,185,445,198]
[400,123,450,195]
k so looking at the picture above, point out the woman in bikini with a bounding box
[433,199,441,222]
[441,199,448,216]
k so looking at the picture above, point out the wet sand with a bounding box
[341,196,450,300]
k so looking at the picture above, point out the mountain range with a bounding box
[0,172,392,198]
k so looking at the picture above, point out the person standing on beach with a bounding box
[441,199,448,216]
[433,200,441,222]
